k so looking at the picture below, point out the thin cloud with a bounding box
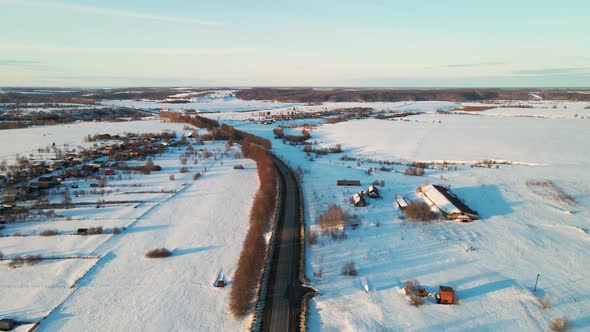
[446,62,504,68]
[0,59,49,70]
[0,0,221,26]
[0,60,40,66]
[513,67,590,75]
[0,45,257,56]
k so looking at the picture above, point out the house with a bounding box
[367,185,381,198]
[352,193,366,207]
[337,180,361,186]
[436,286,455,304]
[4,188,27,200]
[34,176,60,189]
[395,196,410,210]
[92,160,105,169]
[1,194,16,207]
[51,161,69,169]
[421,184,478,222]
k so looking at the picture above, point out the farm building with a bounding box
[421,184,478,222]
[34,176,60,189]
[337,179,361,186]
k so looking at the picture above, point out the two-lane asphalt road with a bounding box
[262,156,307,332]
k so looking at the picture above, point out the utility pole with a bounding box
[534,274,541,292]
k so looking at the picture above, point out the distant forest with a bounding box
[1,87,590,104]
[235,88,590,103]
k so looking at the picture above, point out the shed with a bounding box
[337,180,361,186]
[437,286,455,304]
[0,319,15,331]
[367,185,381,198]
[352,193,366,207]
[396,196,409,210]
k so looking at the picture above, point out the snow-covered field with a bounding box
[2,97,589,331]
[0,123,258,330]
[217,100,590,331]
[315,115,589,165]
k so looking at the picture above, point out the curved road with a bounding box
[261,156,310,332]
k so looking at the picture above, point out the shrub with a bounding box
[39,229,59,236]
[9,256,25,269]
[0,250,3,261]
[145,248,172,258]
[179,167,189,173]
[405,166,424,176]
[404,202,436,221]
[318,204,350,233]
[233,164,245,170]
[330,144,342,153]
[549,318,570,331]
[409,294,424,306]
[539,295,551,309]
[308,230,319,245]
[192,172,202,181]
[25,255,42,265]
[330,230,347,241]
[169,174,175,181]
[404,279,420,295]
[273,127,284,138]
[341,261,357,276]
[112,227,121,235]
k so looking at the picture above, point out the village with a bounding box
[0,96,588,331]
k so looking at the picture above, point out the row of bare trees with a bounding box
[230,142,278,316]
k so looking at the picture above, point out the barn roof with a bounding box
[422,184,478,218]
[422,184,461,215]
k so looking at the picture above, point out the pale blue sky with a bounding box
[0,0,589,87]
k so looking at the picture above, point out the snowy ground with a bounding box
[100,90,301,113]
[1,126,258,330]
[0,118,188,165]
[213,101,590,331]
[2,98,589,331]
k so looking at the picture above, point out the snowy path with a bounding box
[36,159,258,331]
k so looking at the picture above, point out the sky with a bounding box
[0,0,589,87]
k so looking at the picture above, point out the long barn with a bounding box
[421,184,478,222]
